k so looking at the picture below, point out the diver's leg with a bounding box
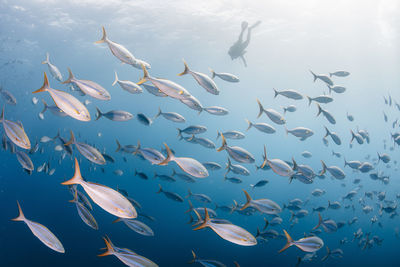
[243,21,261,48]
[238,21,248,42]
[240,55,247,67]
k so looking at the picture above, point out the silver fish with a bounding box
[306,95,333,106]
[217,134,255,164]
[16,150,34,171]
[246,119,276,134]
[257,99,285,125]
[280,230,324,253]
[114,218,154,236]
[112,71,142,94]
[209,68,239,83]
[41,53,63,81]
[154,108,185,123]
[179,60,219,95]
[273,89,303,100]
[241,190,281,215]
[65,131,105,165]
[203,106,228,116]
[316,104,336,124]
[217,130,245,140]
[95,107,133,121]
[0,86,17,105]
[310,70,333,86]
[1,107,30,149]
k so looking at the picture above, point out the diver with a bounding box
[228,20,261,67]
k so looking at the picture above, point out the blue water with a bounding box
[1,1,400,266]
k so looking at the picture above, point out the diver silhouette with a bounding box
[228,21,261,67]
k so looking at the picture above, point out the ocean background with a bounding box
[0,0,399,266]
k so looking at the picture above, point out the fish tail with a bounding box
[68,188,78,203]
[178,59,190,76]
[171,168,176,176]
[115,139,121,152]
[153,171,157,179]
[255,227,261,238]
[156,184,163,194]
[177,128,183,138]
[112,71,118,86]
[98,236,114,257]
[344,157,347,167]
[240,190,252,210]
[377,152,381,163]
[350,130,355,144]
[216,133,227,152]
[279,230,294,253]
[312,212,323,230]
[234,261,240,267]
[158,143,173,165]
[316,104,322,117]
[260,145,268,169]
[329,72,333,77]
[319,160,327,176]
[192,208,210,230]
[32,72,50,93]
[292,157,297,170]
[187,214,194,224]
[263,218,269,230]
[11,201,26,222]
[284,126,288,135]
[41,52,49,64]
[94,26,107,44]
[245,119,252,131]
[209,68,215,79]
[188,250,197,264]
[61,68,74,84]
[324,126,330,137]
[95,107,102,121]
[186,189,192,198]
[61,158,83,185]
[309,70,317,82]
[216,130,221,140]
[133,140,141,155]
[289,211,294,222]
[321,246,330,261]
[185,200,193,213]
[256,99,264,118]
[52,129,60,141]
[112,218,121,224]
[64,130,75,146]
[327,84,332,94]
[273,88,279,98]
[0,106,4,122]
[307,96,312,106]
[137,64,149,85]
[154,107,162,119]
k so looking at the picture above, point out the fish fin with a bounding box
[32,72,50,93]
[256,227,261,238]
[187,214,193,224]
[292,157,297,171]
[156,184,163,194]
[289,211,294,222]
[319,160,327,176]
[137,64,149,85]
[260,145,268,169]
[0,106,4,122]
[41,52,49,64]
[64,130,75,146]
[209,68,215,79]
[256,99,264,118]
[61,158,83,185]
[178,59,189,76]
[324,126,330,137]
[316,104,322,117]
[187,134,195,142]
[186,189,192,199]
[69,188,78,203]
[240,190,252,210]
[188,250,196,264]
[176,128,183,139]
[112,218,121,224]
[192,208,210,230]
[263,218,269,230]
[216,130,221,140]
[245,119,252,131]
[279,230,294,253]
[216,133,227,152]
[234,261,240,267]
[273,88,278,98]
[192,208,203,226]
[154,107,162,119]
[309,70,317,82]
[377,152,381,163]
[95,107,102,121]
[284,126,288,135]
[171,168,176,176]
[94,26,107,44]
[11,201,26,221]
[327,84,332,94]
[98,236,114,257]
[312,212,323,230]
[61,68,74,84]
[115,139,121,152]
[321,246,330,261]
[344,157,347,167]
[112,71,118,86]
[158,143,173,165]
[132,140,141,155]
[185,200,193,213]
[350,130,355,144]
[307,96,312,106]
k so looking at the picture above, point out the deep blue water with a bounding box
[0,1,400,266]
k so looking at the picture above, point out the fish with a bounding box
[224,176,242,184]
[178,125,207,136]
[40,99,67,119]
[257,99,285,124]
[246,119,276,134]
[1,107,30,149]
[261,146,294,177]
[137,113,153,126]
[193,208,257,246]
[188,250,227,267]
[62,68,111,100]
[69,189,98,230]
[312,189,325,197]
[327,85,346,94]
[134,141,165,165]
[312,213,338,233]
[95,26,151,69]
[62,158,136,218]
[0,86,17,105]
[285,127,313,140]
[32,97,38,105]
[12,201,65,253]
[241,190,281,214]
[309,70,333,85]
[33,73,90,121]
[250,180,269,189]
[377,152,390,163]
[316,104,336,124]
[171,169,196,183]
[329,70,350,77]
[113,218,154,236]
[320,161,345,179]
[98,236,158,266]
[279,230,324,253]
[112,71,143,94]
[141,83,167,97]
[137,65,191,100]
[187,135,216,149]
[350,130,364,144]
[95,107,133,121]
[16,150,34,171]
[324,127,341,145]
[225,158,250,176]
[273,89,303,100]
[178,60,219,95]
[203,106,229,116]
[180,95,203,112]
[209,69,239,83]
[217,134,255,164]
[65,130,105,165]
[41,52,63,81]
[156,184,183,202]
[301,151,312,158]
[158,143,208,178]
[216,130,245,140]
[306,95,333,106]
[154,108,185,123]
[202,162,222,171]
[282,105,297,113]
[347,112,354,121]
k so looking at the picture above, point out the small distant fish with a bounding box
[306,95,333,106]
[285,127,313,140]
[316,104,336,124]
[257,99,285,125]
[273,89,303,100]
[203,106,228,116]
[16,150,34,171]
[178,125,207,136]
[209,68,239,83]
[347,112,354,121]
[202,162,222,171]
[216,130,245,140]
[137,113,152,126]
[0,86,17,105]
[31,97,38,105]
[69,189,98,230]
[309,70,333,86]
[179,59,219,95]
[329,70,350,77]
[261,146,294,178]
[250,180,269,189]
[279,230,324,253]
[156,184,183,202]
[327,85,346,94]
[113,218,154,236]
[241,190,281,215]
[112,71,142,94]
[65,130,105,165]
[95,107,133,121]
[217,134,255,164]
[1,107,30,149]
[154,108,185,123]
[41,52,63,81]
[324,127,341,145]
[301,151,312,158]
[246,119,276,134]
[282,105,297,114]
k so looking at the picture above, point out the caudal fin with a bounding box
[312,212,323,230]
[156,184,163,194]
[32,72,50,94]
[309,70,317,82]
[307,96,312,106]
[279,230,294,253]
[61,68,74,84]
[98,236,115,257]
[137,64,150,85]
[154,107,162,119]
[240,190,252,210]
[245,119,252,131]
[260,145,268,169]
[273,88,279,98]
[188,250,197,264]
[209,68,216,79]
[321,246,330,261]
[319,160,327,176]
[256,99,264,118]
[95,26,107,44]
[11,201,26,222]
[41,52,49,64]
[216,133,227,152]
[192,208,210,230]
[115,139,121,152]
[158,143,173,165]
[61,158,83,185]
[178,59,190,76]
[112,71,119,86]
[95,107,102,121]
[64,130,75,146]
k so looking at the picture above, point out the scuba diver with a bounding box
[228,20,261,67]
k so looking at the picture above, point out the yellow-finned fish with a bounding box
[33,73,90,122]
[64,130,106,165]
[1,106,30,149]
